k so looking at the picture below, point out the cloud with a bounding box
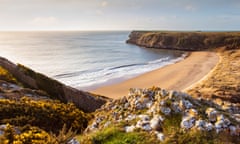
[30,16,58,26]
[101,1,108,7]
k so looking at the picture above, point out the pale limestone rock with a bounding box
[171,102,181,113]
[215,120,224,133]
[195,120,206,130]
[104,121,111,128]
[142,123,152,131]
[180,99,193,109]
[229,125,237,135]
[146,101,153,108]
[150,116,162,131]
[138,114,150,121]
[125,125,136,133]
[160,107,171,115]
[124,102,130,109]
[68,138,79,144]
[206,108,218,122]
[205,122,214,131]
[125,114,137,121]
[181,116,195,129]
[159,100,166,106]
[136,120,152,131]
[155,132,165,142]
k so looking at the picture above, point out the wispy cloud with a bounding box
[30,16,58,26]
[101,1,108,7]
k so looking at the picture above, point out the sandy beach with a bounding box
[92,51,219,99]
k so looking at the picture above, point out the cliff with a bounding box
[127,31,240,51]
[0,57,109,112]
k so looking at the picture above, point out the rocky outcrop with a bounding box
[86,87,240,142]
[127,31,240,51]
[0,57,109,112]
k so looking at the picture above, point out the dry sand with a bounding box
[92,51,219,99]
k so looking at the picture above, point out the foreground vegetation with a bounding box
[79,126,158,144]
[0,97,90,134]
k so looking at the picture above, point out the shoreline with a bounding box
[91,51,219,99]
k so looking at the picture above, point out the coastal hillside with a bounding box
[0,57,108,112]
[127,31,240,50]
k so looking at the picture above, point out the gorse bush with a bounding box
[0,66,18,84]
[0,124,77,144]
[0,97,90,134]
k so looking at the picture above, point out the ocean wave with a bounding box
[58,53,187,90]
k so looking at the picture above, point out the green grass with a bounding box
[78,126,158,144]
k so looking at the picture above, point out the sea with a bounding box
[0,31,185,90]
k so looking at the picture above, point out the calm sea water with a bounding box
[0,31,185,90]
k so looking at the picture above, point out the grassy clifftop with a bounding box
[127,31,240,51]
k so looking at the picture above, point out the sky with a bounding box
[0,0,240,31]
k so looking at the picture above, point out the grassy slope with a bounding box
[187,47,240,105]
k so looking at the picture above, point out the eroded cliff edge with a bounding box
[127,31,240,51]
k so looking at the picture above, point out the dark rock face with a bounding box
[127,31,240,51]
[0,57,108,112]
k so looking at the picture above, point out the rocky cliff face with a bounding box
[127,31,240,51]
[0,57,108,112]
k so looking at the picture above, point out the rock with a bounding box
[159,100,166,106]
[124,102,130,109]
[125,125,136,133]
[90,122,98,130]
[138,114,150,122]
[229,125,237,135]
[169,90,178,99]
[206,108,218,122]
[68,138,79,144]
[195,120,206,130]
[125,114,137,121]
[150,116,163,131]
[0,125,6,136]
[136,120,152,131]
[171,102,181,113]
[180,99,193,109]
[205,122,214,131]
[146,101,153,108]
[186,109,198,117]
[142,123,152,131]
[181,116,195,129]
[104,121,111,128]
[155,132,165,142]
[233,114,240,122]
[215,120,224,133]
[160,107,171,115]
[160,89,168,97]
